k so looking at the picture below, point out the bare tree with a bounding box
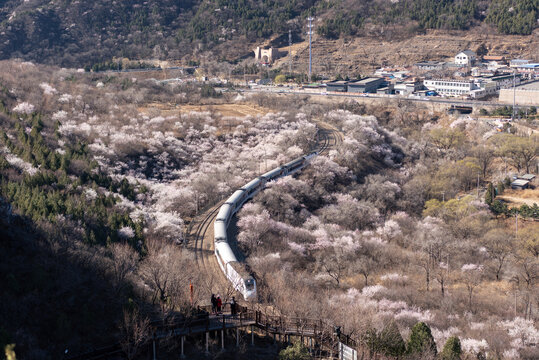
[138,240,195,319]
[460,266,483,311]
[416,252,433,292]
[109,243,138,295]
[472,144,496,178]
[119,308,150,360]
[317,249,348,286]
[482,228,513,281]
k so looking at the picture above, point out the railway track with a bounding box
[189,121,344,298]
[192,202,221,265]
[317,121,343,155]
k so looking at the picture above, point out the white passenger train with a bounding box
[214,151,318,301]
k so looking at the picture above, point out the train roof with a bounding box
[226,189,246,204]
[215,241,237,264]
[241,178,262,191]
[214,220,227,240]
[216,204,233,221]
[261,167,283,179]
[228,260,252,278]
[283,156,304,168]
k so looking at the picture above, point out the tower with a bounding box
[288,29,292,74]
[307,17,314,83]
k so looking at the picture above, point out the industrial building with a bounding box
[326,80,348,92]
[347,77,384,93]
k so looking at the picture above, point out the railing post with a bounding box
[152,332,157,360]
[180,336,185,359]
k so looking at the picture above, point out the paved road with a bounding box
[239,87,532,109]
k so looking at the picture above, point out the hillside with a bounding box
[0,0,537,67]
[277,28,539,77]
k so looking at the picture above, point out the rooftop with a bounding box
[511,179,530,187]
[516,81,539,90]
[519,174,536,180]
[327,80,348,85]
[348,77,383,85]
[414,61,445,65]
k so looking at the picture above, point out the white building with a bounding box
[455,50,476,66]
[510,59,530,68]
[470,81,497,99]
[424,79,475,96]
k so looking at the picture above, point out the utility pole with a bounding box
[477,173,480,199]
[512,70,516,121]
[288,30,292,75]
[307,17,314,83]
[515,212,518,238]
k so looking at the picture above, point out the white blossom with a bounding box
[118,226,135,239]
[12,102,35,114]
[39,82,57,95]
[461,338,489,354]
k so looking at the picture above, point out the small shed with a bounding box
[326,81,348,92]
[518,174,536,181]
[511,179,530,190]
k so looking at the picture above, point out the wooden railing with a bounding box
[67,304,363,359]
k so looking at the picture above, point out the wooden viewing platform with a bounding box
[68,304,360,359]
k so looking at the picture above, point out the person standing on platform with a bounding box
[216,295,222,314]
[230,296,237,315]
[211,294,217,314]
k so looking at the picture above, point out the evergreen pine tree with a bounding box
[485,182,495,205]
[441,336,462,360]
[407,322,437,356]
[497,181,505,195]
[379,321,406,357]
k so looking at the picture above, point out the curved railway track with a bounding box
[192,202,221,265]
[189,121,344,297]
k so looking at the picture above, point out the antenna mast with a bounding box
[288,30,292,75]
[307,17,314,83]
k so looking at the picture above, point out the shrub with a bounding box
[279,341,310,360]
[441,336,462,360]
[274,74,287,83]
[485,182,495,205]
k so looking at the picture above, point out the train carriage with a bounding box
[214,220,227,242]
[226,189,247,212]
[214,149,318,301]
[261,167,285,181]
[283,157,306,174]
[241,178,263,198]
[216,204,233,226]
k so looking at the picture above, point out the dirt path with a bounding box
[498,188,539,207]
[498,195,539,207]
[139,103,271,118]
